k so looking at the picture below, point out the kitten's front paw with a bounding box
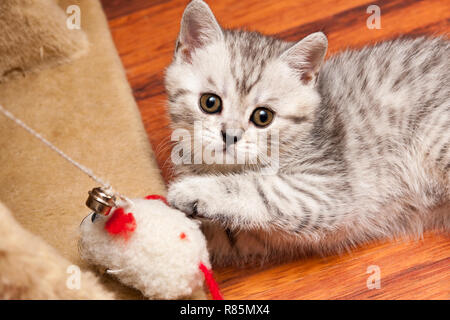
[167,177,215,218]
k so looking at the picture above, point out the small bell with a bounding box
[86,187,116,216]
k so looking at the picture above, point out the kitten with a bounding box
[165,0,449,265]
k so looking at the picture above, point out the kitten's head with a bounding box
[165,0,327,172]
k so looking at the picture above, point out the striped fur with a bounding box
[165,0,449,265]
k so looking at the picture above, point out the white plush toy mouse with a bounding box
[78,194,223,300]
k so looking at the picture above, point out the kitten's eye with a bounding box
[250,107,274,127]
[199,93,222,114]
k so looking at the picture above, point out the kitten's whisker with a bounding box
[155,137,175,154]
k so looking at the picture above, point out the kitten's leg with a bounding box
[168,172,348,230]
[168,173,287,230]
[168,172,448,265]
[167,172,350,263]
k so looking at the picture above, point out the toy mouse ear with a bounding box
[280,32,328,85]
[176,0,223,63]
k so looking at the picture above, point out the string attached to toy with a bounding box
[0,104,132,207]
[1,104,225,300]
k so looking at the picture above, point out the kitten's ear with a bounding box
[176,0,223,63]
[280,32,328,85]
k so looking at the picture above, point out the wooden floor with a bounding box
[100,0,450,299]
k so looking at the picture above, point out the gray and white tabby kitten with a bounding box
[165,0,449,265]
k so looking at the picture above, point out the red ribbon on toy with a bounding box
[199,262,224,300]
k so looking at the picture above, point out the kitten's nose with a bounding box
[221,130,242,145]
